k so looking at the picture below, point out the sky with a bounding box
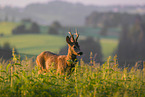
[0,0,144,8]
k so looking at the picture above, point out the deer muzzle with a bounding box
[77,52,83,56]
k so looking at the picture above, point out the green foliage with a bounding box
[0,53,145,96]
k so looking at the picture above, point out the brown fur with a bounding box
[36,32,82,75]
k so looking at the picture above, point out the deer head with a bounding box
[66,31,83,56]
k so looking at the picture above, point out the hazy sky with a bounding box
[0,0,144,7]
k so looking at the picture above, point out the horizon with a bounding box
[0,0,144,8]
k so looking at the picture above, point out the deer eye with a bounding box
[74,46,76,48]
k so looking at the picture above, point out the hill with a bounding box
[0,1,97,26]
[0,1,145,26]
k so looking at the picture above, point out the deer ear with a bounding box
[66,36,71,44]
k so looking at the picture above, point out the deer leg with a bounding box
[38,69,42,74]
[36,58,45,74]
[57,60,65,75]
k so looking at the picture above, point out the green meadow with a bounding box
[0,34,118,60]
[0,34,65,55]
[0,22,19,35]
[101,38,118,59]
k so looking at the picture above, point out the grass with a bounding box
[0,54,144,97]
[101,38,118,60]
[0,22,19,35]
[0,34,66,55]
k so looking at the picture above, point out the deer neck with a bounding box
[66,47,77,62]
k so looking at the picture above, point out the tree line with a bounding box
[12,19,61,35]
[117,16,145,67]
[86,12,145,67]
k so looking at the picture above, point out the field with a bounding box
[0,22,144,97]
[0,54,144,96]
[0,34,118,60]
[0,34,65,55]
[0,22,118,60]
[101,38,118,59]
[0,22,19,35]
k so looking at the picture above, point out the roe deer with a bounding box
[36,31,83,75]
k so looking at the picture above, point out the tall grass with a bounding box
[0,52,144,97]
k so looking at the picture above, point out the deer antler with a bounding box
[75,29,79,42]
[68,32,75,42]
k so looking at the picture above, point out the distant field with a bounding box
[0,22,49,35]
[0,34,118,60]
[100,38,118,60]
[0,22,19,35]
[0,34,66,55]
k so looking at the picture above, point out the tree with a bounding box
[100,25,108,36]
[48,27,59,35]
[48,21,61,35]
[29,22,40,33]
[12,24,26,34]
[117,23,132,67]
[51,21,61,29]
[0,42,17,61]
[4,15,8,22]
[117,16,145,68]
[12,20,40,34]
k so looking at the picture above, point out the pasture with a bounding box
[0,22,19,35]
[101,38,118,59]
[0,34,65,55]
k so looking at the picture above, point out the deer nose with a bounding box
[78,52,83,55]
